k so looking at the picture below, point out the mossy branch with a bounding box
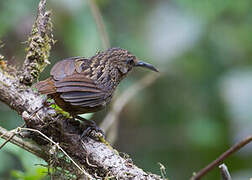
[20,0,54,86]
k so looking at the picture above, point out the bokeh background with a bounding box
[0,0,252,179]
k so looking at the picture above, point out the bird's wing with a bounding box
[50,57,88,81]
[54,73,107,108]
[35,77,56,94]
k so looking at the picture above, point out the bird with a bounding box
[35,47,158,134]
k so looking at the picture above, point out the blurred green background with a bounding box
[0,0,252,179]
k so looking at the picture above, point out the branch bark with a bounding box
[219,164,232,180]
[0,0,162,179]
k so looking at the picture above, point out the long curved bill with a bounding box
[135,61,159,72]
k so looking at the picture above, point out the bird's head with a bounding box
[107,47,159,75]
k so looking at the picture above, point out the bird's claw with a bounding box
[81,124,106,141]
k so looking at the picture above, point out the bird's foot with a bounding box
[76,116,106,142]
[81,125,105,142]
[83,126,113,150]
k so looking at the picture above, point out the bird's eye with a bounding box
[126,58,134,65]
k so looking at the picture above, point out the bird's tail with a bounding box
[35,78,56,95]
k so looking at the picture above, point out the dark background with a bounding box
[0,0,251,179]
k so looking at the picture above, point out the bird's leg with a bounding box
[74,115,105,141]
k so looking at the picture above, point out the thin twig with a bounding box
[87,0,110,49]
[219,164,232,180]
[0,126,47,159]
[191,135,252,180]
[21,127,94,179]
[0,132,16,149]
[100,73,160,133]
[0,124,25,150]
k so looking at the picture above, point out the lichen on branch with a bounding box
[20,0,55,86]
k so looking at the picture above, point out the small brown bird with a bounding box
[36,47,158,118]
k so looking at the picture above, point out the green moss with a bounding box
[49,103,71,118]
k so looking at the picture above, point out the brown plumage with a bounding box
[35,47,158,115]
